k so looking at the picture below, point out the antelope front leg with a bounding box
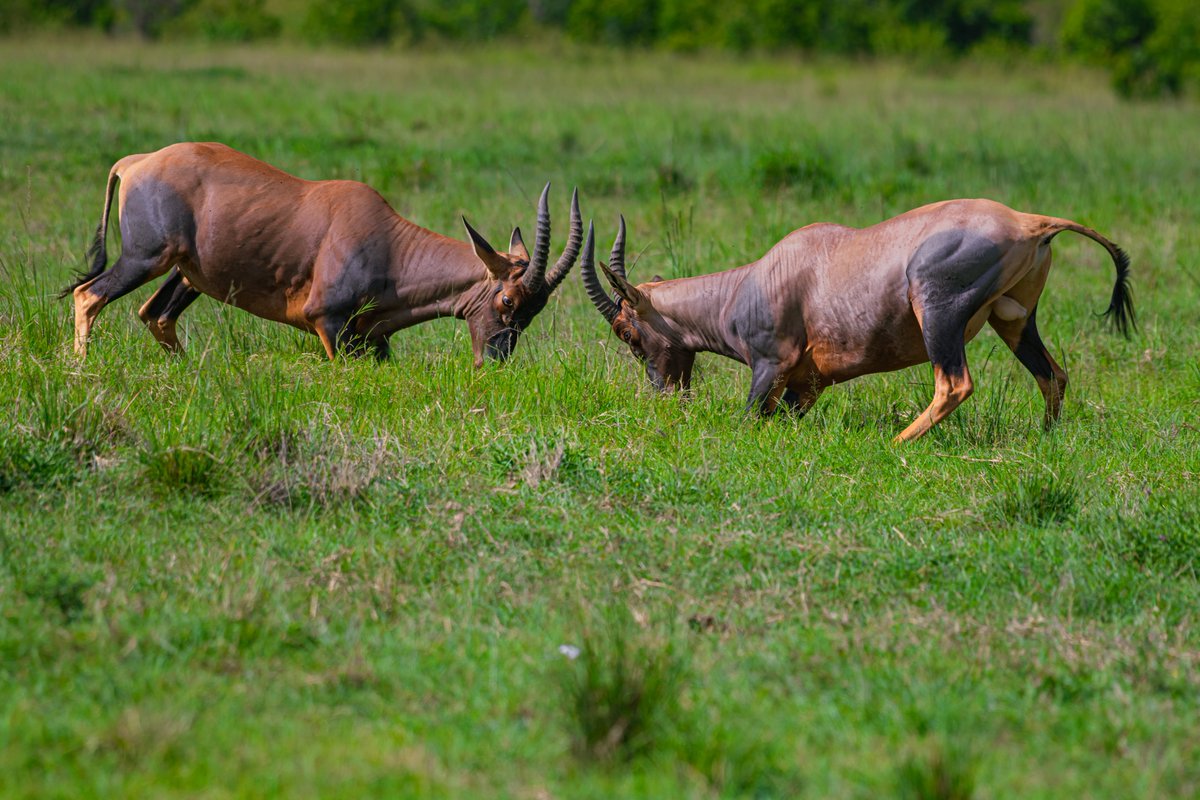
[745,360,787,416]
[780,372,828,419]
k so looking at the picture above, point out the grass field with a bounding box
[2,34,1199,799]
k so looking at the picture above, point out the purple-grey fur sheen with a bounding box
[583,199,1133,442]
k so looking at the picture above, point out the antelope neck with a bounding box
[384,217,496,321]
[644,266,752,363]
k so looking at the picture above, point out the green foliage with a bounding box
[1062,0,1200,96]
[1061,0,1156,59]
[139,445,221,497]
[0,0,113,33]
[567,0,659,45]
[173,0,281,42]
[753,144,840,196]
[19,566,98,621]
[302,0,408,45]
[114,0,195,38]
[419,0,527,39]
[2,0,1196,98]
[0,434,78,493]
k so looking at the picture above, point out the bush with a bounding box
[174,0,280,42]
[114,0,195,38]
[567,0,659,46]
[1062,0,1200,97]
[1,0,114,32]
[419,0,526,39]
[302,0,412,45]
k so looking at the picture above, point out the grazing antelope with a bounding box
[582,200,1134,442]
[63,142,583,365]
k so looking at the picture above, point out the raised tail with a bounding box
[58,158,126,299]
[1037,216,1135,338]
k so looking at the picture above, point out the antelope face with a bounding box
[484,253,537,361]
[463,185,584,365]
[581,216,694,392]
[610,304,693,392]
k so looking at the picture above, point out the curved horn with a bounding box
[609,214,627,279]
[580,221,618,323]
[524,181,551,292]
[544,187,582,292]
[601,259,645,309]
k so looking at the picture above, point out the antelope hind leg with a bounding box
[137,267,201,354]
[74,252,173,357]
[989,307,1068,430]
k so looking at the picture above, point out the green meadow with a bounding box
[1,35,1198,798]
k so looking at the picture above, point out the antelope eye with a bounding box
[622,330,632,342]
[501,294,513,308]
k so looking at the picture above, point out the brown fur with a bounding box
[586,199,1133,442]
[67,142,580,365]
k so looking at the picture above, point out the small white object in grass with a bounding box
[558,644,581,660]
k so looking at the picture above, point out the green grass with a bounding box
[2,33,1199,799]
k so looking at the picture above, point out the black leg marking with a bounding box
[991,305,1067,429]
[370,336,391,362]
[779,375,827,419]
[141,267,201,324]
[87,254,173,305]
[314,314,374,359]
[1011,307,1054,381]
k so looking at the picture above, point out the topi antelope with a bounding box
[63,142,583,365]
[582,200,1134,442]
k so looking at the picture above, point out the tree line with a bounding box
[4,0,1197,97]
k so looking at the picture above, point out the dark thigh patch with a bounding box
[906,230,1005,310]
[119,178,197,260]
[906,230,1005,371]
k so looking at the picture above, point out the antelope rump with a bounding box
[583,200,1134,442]
[64,142,583,365]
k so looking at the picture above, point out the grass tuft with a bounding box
[140,445,221,497]
[0,434,79,493]
[994,465,1078,527]
[559,613,685,765]
[895,739,978,800]
[20,566,97,622]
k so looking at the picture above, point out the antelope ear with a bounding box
[650,274,664,283]
[463,217,513,280]
[599,259,647,310]
[508,226,530,262]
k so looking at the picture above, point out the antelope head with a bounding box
[581,216,695,392]
[462,183,584,364]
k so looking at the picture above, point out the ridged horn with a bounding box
[580,221,618,323]
[600,259,645,309]
[544,187,582,292]
[609,214,627,279]
[524,181,551,292]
